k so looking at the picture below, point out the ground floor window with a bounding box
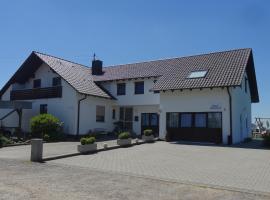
[96,105,105,122]
[166,112,222,129]
[119,107,133,131]
[40,104,47,114]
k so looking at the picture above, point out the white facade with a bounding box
[0,63,253,144]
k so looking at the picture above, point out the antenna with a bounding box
[93,53,96,61]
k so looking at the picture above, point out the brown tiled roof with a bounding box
[93,48,258,102]
[34,52,112,99]
[0,48,259,102]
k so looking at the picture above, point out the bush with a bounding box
[80,137,96,145]
[0,134,13,147]
[30,114,63,141]
[143,129,153,136]
[43,134,50,142]
[118,132,130,139]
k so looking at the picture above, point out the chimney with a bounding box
[91,54,103,75]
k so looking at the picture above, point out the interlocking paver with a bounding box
[50,142,270,194]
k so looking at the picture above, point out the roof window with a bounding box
[187,70,207,79]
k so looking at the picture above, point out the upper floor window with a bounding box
[96,105,105,122]
[135,81,144,94]
[112,109,116,119]
[117,83,126,95]
[33,79,41,88]
[245,78,248,93]
[52,77,61,86]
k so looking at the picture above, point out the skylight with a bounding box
[187,70,207,79]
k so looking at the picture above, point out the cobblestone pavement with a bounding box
[0,158,269,200]
[49,141,270,194]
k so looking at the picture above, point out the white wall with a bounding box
[12,63,60,90]
[0,63,78,134]
[101,78,160,106]
[159,88,230,144]
[230,72,252,143]
[78,94,116,135]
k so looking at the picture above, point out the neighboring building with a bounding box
[0,48,259,144]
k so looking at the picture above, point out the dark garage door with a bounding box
[166,112,222,144]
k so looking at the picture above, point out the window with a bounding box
[245,78,248,93]
[112,109,116,119]
[40,104,47,114]
[181,113,192,127]
[52,77,61,86]
[167,113,179,128]
[135,81,144,94]
[195,113,207,127]
[166,112,222,129]
[33,79,41,88]
[96,106,105,122]
[117,83,126,95]
[187,70,207,79]
[208,113,222,128]
[119,107,133,131]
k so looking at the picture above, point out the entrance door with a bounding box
[141,113,159,137]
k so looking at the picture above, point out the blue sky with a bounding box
[0,0,269,119]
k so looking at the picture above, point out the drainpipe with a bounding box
[227,87,233,145]
[76,95,87,137]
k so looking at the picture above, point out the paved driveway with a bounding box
[50,141,270,194]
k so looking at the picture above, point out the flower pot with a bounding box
[77,143,97,153]
[117,138,132,146]
[142,135,155,142]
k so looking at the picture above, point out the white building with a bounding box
[0,48,259,144]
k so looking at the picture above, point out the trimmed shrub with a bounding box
[30,114,63,141]
[143,129,153,136]
[80,137,96,145]
[43,134,50,142]
[118,132,130,139]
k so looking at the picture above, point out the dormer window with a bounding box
[187,70,207,79]
[33,79,41,88]
[52,77,61,86]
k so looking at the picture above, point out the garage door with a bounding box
[166,112,222,144]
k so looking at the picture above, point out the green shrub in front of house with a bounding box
[118,132,131,139]
[0,133,13,147]
[143,129,153,136]
[80,136,96,145]
[30,114,63,141]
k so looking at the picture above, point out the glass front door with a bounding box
[141,113,159,137]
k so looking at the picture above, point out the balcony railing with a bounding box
[10,86,62,100]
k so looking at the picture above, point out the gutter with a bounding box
[76,94,87,137]
[226,87,233,145]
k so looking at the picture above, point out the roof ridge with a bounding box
[104,48,252,69]
[33,51,90,69]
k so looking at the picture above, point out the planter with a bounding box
[142,135,155,142]
[77,143,97,153]
[117,138,132,146]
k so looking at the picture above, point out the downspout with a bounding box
[226,87,233,145]
[76,94,87,137]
